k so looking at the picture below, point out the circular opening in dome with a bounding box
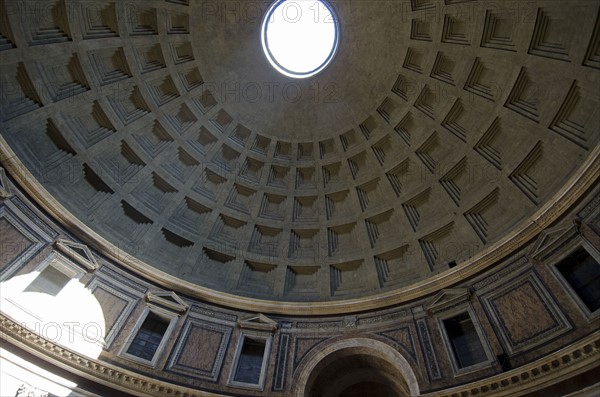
[261,0,339,79]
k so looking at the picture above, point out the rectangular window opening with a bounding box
[24,265,71,296]
[126,311,170,361]
[233,337,267,385]
[443,312,487,369]
[556,247,600,313]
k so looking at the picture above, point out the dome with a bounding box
[1,0,598,307]
[0,1,599,396]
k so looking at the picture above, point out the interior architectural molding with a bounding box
[1,1,599,396]
[4,314,596,397]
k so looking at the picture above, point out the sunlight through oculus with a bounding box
[261,0,339,79]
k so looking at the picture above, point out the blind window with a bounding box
[233,338,266,384]
[443,312,487,368]
[127,311,169,361]
[557,248,600,312]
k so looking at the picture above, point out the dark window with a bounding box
[443,312,487,369]
[557,248,600,312]
[233,337,266,385]
[25,265,71,296]
[127,311,169,361]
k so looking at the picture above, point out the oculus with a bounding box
[261,0,339,78]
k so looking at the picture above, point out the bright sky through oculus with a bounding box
[261,0,339,78]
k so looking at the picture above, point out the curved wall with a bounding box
[0,171,598,396]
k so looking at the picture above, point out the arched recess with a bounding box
[294,337,420,397]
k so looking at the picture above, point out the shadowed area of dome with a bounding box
[0,0,599,306]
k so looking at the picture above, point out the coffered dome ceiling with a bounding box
[1,0,599,305]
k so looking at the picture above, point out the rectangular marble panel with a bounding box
[0,217,34,270]
[0,200,54,281]
[166,316,232,382]
[480,271,572,354]
[87,277,141,348]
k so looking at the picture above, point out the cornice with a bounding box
[0,313,228,397]
[419,331,600,397]
[1,313,598,397]
[1,137,599,315]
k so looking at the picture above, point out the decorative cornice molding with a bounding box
[419,331,600,397]
[1,135,599,315]
[0,313,229,397]
[1,312,599,397]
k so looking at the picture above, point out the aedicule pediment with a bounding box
[425,288,470,314]
[238,313,278,332]
[54,239,99,272]
[146,291,189,313]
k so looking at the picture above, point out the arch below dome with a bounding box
[295,338,420,397]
